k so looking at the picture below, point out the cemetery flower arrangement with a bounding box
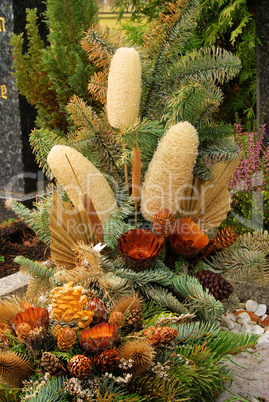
[2,2,267,400]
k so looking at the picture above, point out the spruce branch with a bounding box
[143,285,189,315]
[206,331,259,356]
[22,375,68,402]
[172,275,224,321]
[175,320,220,343]
[14,256,55,280]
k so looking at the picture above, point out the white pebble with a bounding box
[221,316,235,330]
[236,312,251,322]
[230,327,240,333]
[240,323,253,333]
[233,323,242,331]
[225,313,236,322]
[245,300,258,312]
[251,326,265,335]
[254,304,267,317]
[237,318,251,325]
[260,314,267,321]
[257,337,269,345]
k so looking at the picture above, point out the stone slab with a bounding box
[0,271,30,298]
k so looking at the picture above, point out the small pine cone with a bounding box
[124,308,143,334]
[67,354,92,378]
[16,322,32,342]
[195,270,233,301]
[50,320,79,337]
[85,298,109,325]
[213,228,237,250]
[27,326,54,356]
[153,208,176,237]
[40,351,63,376]
[94,347,119,373]
[109,311,125,328]
[57,327,76,351]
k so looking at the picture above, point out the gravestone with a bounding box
[0,0,47,221]
[256,0,269,138]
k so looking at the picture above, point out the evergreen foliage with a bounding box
[10,0,98,135]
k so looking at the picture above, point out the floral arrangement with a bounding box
[1,7,264,400]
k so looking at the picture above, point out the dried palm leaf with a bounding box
[48,192,95,269]
[177,155,242,232]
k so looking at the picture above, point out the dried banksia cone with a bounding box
[213,227,238,250]
[140,327,178,347]
[169,218,209,258]
[117,339,155,377]
[79,323,120,353]
[107,47,142,129]
[85,297,109,325]
[16,322,32,342]
[12,306,49,331]
[195,270,233,301]
[47,145,117,223]
[109,311,125,329]
[0,350,34,388]
[141,121,199,222]
[57,327,76,351]
[67,355,92,378]
[118,228,164,271]
[153,208,176,237]
[40,352,63,376]
[124,308,143,334]
[94,347,119,373]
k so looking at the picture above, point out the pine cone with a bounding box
[16,323,32,342]
[124,308,143,334]
[109,311,125,328]
[213,228,237,250]
[94,347,119,373]
[85,298,109,325]
[153,208,176,237]
[57,327,76,351]
[195,270,233,301]
[67,355,92,378]
[40,352,63,376]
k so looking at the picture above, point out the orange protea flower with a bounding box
[169,218,209,258]
[118,228,164,271]
[79,323,120,353]
[12,306,49,331]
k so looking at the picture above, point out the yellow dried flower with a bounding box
[141,121,199,221]
[107,47,142,129]
[47,145,117,224]
[50,282,94,328]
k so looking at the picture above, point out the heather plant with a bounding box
[224,123,269,233]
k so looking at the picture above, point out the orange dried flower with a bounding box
[118,228,164,271]
[12,306,49,330]
[169,218,209,258]
[79,323,119,353]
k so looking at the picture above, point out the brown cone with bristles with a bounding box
[67,354,92,378]
[57,327,76,351]
[153,208,176,237]
[40,351,64,376]
[113,294,142,316]
[213,227,238,250]
[117,339,155,377]
[0,350,34,388]
[109,311,125,329]
[195,270,233,301]
[94,347,120,373]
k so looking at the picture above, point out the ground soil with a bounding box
[0,220,50,279]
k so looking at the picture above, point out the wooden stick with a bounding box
[123,144,130,196]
